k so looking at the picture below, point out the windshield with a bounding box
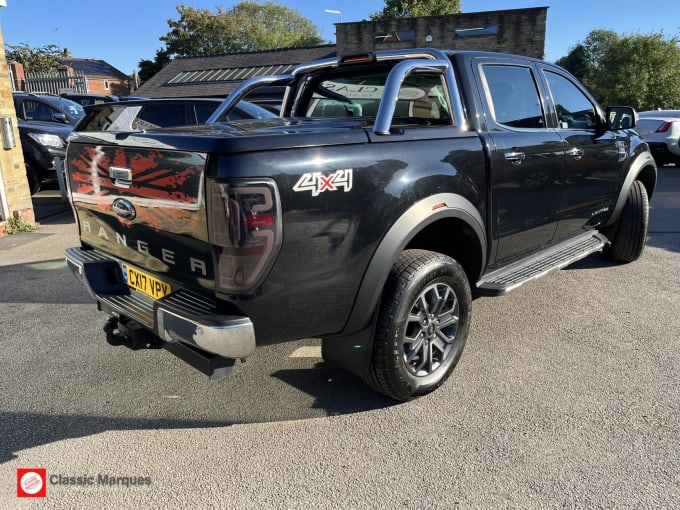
[48,97,85,121]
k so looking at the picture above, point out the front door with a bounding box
[542,70,622,239]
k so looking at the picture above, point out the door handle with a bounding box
[567,147,584,160]
[504,151,526,165]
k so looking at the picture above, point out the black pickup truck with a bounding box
[64,49,657,401]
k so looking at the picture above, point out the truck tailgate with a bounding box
[67,142,214,289]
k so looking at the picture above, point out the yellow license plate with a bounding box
[122,264,172,299]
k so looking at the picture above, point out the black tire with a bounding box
[603,180,649,262]
[364,250,471,401]
[25,163,42,195]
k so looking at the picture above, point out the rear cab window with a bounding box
[297,64,453,127]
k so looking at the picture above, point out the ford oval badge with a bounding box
[112,198,136,220]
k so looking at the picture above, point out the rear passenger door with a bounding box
[475,60,564,264]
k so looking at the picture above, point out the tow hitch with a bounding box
[104,316,161,350]
[103,315,236,381]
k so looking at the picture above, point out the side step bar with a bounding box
[476,232,607,296]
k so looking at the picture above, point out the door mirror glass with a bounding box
[606,106,637,130]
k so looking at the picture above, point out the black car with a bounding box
[13,92,85,125]
[60,93,119,107]
[18,120,72,194]
[74,98,276,132]
[13,93,85,193]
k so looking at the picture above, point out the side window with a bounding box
[194,103,219,123]
[482,64,545,129]
[24,99,58,122]
[13,98,26,119]
[134,104,188,129]
[545,71,597,130]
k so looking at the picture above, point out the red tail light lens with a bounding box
[208,179,281,293]
[656,121,673,133]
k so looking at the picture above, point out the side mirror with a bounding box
[606,106,637,130]
[52,112,69,124]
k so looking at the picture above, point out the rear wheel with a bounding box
[364,250,471,401]
[603,180,649,262]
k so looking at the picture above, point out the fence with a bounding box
[24,70,88,95]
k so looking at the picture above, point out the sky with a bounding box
[0,0,678,75]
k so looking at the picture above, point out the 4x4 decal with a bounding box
[293,169,353,196]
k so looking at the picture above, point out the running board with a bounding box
[476,232,608,296]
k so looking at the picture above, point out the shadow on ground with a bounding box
[0,363,394,463]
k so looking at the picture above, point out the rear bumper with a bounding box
[65,246,256,360]
[647,142,680,162]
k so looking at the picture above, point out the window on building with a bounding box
[374,31,416,44]
[454,25,498,38]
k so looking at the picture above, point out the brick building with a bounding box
[9,56,131,97]
[57,57,131,96]
[337,7,547,58]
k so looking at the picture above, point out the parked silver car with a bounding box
[636,113,680,166]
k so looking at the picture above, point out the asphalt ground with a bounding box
[0,167,678,509]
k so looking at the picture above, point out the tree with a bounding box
[160,2,323,57]
[556,30,680,110]
[138,49,171,83]
[5,43,64,73]
[371,0,461,20]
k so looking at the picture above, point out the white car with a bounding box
[636,113,680,166]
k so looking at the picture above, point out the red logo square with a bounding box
[17,468,47,498]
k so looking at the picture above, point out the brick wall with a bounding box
[336,7,547,59]
[0,25,34,232]
[87,78,130,97]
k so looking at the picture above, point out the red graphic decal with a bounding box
[67,144,207,233]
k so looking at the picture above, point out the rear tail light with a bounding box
[656,121,673,133]
[208,179,281,293]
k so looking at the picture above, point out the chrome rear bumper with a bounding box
[65,246,256,360]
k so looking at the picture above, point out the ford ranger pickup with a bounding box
[64,48,657,400]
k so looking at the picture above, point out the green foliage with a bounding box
[371,0,461,20]
[5,43,64,73]
[138,49,171,83]
[160,2,323,57]
[4,216,35,235]
[556,30,680,110]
